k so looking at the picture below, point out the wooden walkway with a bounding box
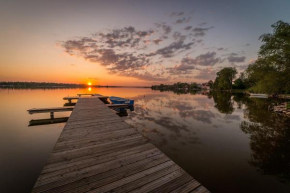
[32,97,209,193]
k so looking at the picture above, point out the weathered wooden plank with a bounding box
[28,107,74,114]
[170,179,201,193]
[42,143,155,174]
[148,173,193,193]
[37,148,161,183]
[118,169,186,193]
[46,136,147,164]
[190,186,210,193]
[109,164,181,193]
[31,97,209,193]
[33,154,169,193]
[85,161,178,193]
[35,152,166,189]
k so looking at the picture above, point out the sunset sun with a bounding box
[88,82,92,86]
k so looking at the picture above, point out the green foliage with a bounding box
[245,20,290,94]
[232,78,246,89]
[208,80,214,89]
[213,67,237,90]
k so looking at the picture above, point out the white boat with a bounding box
[249,93,268,98]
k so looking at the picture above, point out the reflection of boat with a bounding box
[109,96,134,106]
[249,93,268,98]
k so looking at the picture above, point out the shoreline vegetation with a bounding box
[0,82,150,89]
[212,21,290,95]
[153,21,290,98]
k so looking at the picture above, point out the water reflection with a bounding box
[240,98,290,183]
[125,90,290,192]
[29,117,69,126]
[211,91,234,114]
[1,88,290,193]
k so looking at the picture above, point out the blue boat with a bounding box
[109,96,134,106]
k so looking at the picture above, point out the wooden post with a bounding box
[68,99,71,103]
[50,112,54,119]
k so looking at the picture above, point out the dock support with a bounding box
[50,112,54,119]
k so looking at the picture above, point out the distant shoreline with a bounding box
[0,82,150,89]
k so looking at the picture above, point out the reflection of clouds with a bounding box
[165,100,195,111]
[179,110,216,124]
[223,114,241,121]
[125,93,220,148]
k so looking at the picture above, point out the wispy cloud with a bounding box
[60,13,246,82]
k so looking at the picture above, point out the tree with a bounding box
[208,80,214,89]
[232,78,246,89]
[213,67,237,90]
[245,21,290,94]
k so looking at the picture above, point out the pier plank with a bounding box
[31,97,209,193]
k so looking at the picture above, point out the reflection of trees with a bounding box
[240,98,290,182]
[212,91,234,114]
[126,94,200,148]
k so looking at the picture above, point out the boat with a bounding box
[109,96,134,106]
[249,93,268,98]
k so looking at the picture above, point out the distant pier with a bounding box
[31,96,209,193]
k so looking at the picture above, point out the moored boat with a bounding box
[249,93,268,98]
[109,96,134,106]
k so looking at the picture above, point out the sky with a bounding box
[0,0,290,86]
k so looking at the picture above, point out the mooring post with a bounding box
[68,99,71,103]
[50,112,54,119]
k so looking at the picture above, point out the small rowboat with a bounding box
[109,96,134,106]
[249,93,268,98]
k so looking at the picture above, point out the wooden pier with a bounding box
[31,97,209,193]
[63,96,108,103]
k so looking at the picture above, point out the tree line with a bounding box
[213,21,290,94]
[0,82,86,88]
[152,82,209,91]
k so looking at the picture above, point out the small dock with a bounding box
[31,97,209,193]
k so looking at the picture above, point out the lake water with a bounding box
[0,88,289,193]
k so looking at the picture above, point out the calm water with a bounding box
[0,88,289,193]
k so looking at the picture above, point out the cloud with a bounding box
[152,38,163,45]
[167,63,196,75]
[122,71,169,81]
[155,23,172,34]
[167,52,222,75]
[235,59,255,71]
[170,12,184,17]
[192,26,214,37]
[227,53,246,63]
[198,22,207,26]
[60,22,222,82]
[172,32,186,41]
[217,47,225,51]
[153,40,194,58]
[175,17,191,24]
[183,52,222,66]
[195,68,216,80]
[95,26,155,49]
[236,64,249,70]
[184,26,192,30]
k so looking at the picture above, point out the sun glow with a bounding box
[88,82,92,86]
[88,87,92,91]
